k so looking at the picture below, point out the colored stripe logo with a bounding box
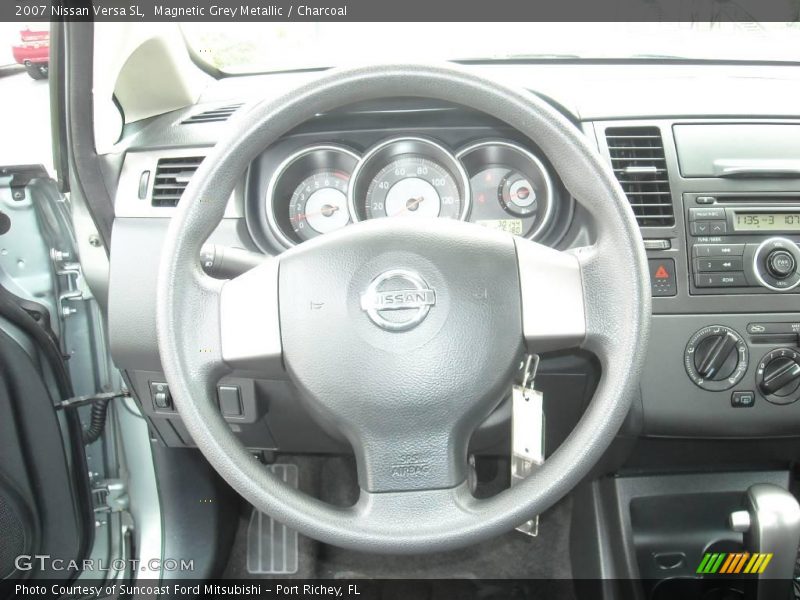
[697,552,773,574]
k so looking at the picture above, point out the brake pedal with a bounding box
[246,463,299,575]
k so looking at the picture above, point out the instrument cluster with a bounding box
[263,136,561,248]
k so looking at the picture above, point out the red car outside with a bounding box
[12,27,49,80]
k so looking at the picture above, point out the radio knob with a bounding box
[753,237,800,291]
[766,249,796,279]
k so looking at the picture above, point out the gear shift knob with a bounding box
[730,484,800,600]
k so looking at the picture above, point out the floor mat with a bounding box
[315,499,574,580]
[221,455,575,588]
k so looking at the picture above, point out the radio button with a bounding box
[695,272,748,288]
[689,207,726,221]
[691,221,711,235]
[693,243,745,257]
[695,257,744,273]
[709,221,727,234]
[766,276,800,290]
[691,220,727,236]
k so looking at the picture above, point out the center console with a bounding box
[594,119,800,439]
[684,196,800,406]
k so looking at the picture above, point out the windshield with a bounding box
[182,22,800,74]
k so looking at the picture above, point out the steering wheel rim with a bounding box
[155,63,650,553]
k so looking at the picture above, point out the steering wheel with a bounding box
[156,63,650,553]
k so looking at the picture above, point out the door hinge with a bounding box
[50,248,93,317]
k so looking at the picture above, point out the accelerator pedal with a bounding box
[246,463,299,575]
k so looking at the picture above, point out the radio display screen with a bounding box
[733,212,800,231]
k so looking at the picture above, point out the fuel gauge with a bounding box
[499,171,538,217]
[457,141,554,240]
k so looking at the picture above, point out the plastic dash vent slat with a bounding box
[151,156,204,207]
[181,103,243,124]
[606,126,675,227]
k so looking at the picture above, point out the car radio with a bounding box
[685,193,800,294]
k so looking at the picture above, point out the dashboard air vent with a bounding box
[151,156,204,207]
[181,103,243,124]
[606,126,675,227]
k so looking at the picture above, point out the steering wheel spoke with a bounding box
[218,257,285,378]
[515,237,589,354]
[351,480,478,536]
[350,423,474,494]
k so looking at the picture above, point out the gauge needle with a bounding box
[291,204,340,222]
[320,204,340,217]
[392,196,425,217]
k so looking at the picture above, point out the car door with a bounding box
[0,25,130,590]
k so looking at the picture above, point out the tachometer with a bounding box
[266,145,359,246]
[350,137,470,223]
[289,170,350,240]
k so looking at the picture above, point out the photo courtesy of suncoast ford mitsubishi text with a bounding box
[3,16,800,600]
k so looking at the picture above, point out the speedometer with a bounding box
[350,137,470,223]
[364,156,462,220]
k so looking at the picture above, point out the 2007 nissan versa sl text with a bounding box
[1,6,800,600]
[153,5,347,18]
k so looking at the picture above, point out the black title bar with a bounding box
[6,0,800,22]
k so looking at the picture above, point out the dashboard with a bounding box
[106,61,800,451]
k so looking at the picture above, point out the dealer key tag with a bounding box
[511,355,545,537]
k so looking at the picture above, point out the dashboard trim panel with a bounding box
[116,147,242,219]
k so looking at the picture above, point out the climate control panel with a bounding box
[684,324,800,407]
[644,315,800,438]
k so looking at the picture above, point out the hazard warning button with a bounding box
[648,258,677,297]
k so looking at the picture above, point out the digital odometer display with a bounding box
[733,212,800,231]
[475,219,523,235]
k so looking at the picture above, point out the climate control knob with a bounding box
[757,348,800,405]
[685,326,749,391]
